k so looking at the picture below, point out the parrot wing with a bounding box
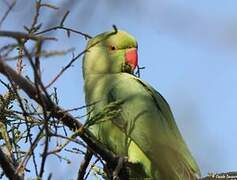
[105,73,200,179]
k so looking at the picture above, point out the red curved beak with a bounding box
[125,48,138,70]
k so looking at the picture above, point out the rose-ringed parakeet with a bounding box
[82,30,200,179]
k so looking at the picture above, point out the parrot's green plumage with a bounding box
[83,30,200,179]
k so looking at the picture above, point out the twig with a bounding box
[84,158,101,180]
[3,48,74,61]
[60,11,70,27]
[31,0,41,31]
[35,26,92,39]
[0,30,57,41]
[0,0,16,28]
[15,128,44,174]
[35,9,91,39]
[77,149,93,180]
[16,45,23,74]
[48,133,86,148]
[45,25,118,88]
[135,65,145,78]
[39,116,50,177]
[0,43,18,58]
[47,130,86,156]
[40,3,59,10]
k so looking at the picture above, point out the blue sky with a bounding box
[1,0,237,179]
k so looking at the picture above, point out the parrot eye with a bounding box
[109,45,117,51]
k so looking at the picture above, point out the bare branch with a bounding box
[0,59,125,174]
[15,128,44,174]
[3,48,74,61]
[35,26,92,39]
[0,0,16,28]
[77,149,93,180]
[40,3,59,10]
[0,30,57,41]
[45,27,118,88]
[16,46,23,74]
[0,148,23,180]
[60,11,70,27]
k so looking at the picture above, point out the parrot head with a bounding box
[83,30,138,78]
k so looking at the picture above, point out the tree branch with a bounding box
[0,30,56,41]
[0,148,23,180]
[77,149,93,180]
[0,59,126,178]
[0,0,16,28]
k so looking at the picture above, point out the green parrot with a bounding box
[82,30,200,179]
